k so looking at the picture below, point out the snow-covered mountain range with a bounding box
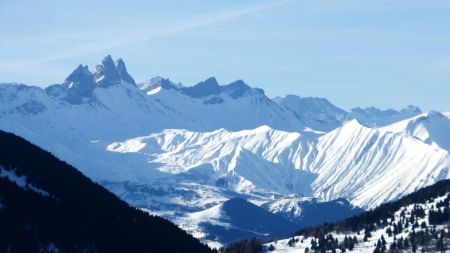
[1,56,449,247]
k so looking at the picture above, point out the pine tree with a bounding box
[386,227,393,237]
[421,221,427,229]
[390,241,397,251]
[381,235,386,246]
[404,239,409,249]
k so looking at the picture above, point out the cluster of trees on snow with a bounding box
[219,238,263,253]
[265,234,358,252]
[389,227,449,252]
[308,234,358,253]
[429,195,450,225]
[272,234,357,253]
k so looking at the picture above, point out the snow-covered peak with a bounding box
[60,64,96,103]
[275,95,348,132]
[64,64,92,85]
[182,77,220,98]
[277,95,341,111]
[115,58,136,85]
[382,111,450,152]
[221,80,254,98]
[401,104,422,114]
[93,55,135,86]
[106,125,316,194]
[334,118,366,133]
[138,76,254,100]
[173,78,257,100]
[311,116,450,208]
[349,105,422,127]
[137,76,181,95]
[45,56,138,104]
[275,95,423,132]
[94,55,118,85]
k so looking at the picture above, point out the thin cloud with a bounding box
[0,0,294,71]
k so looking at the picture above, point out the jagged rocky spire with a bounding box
[61,55,136,103]
[115,58,136,85]
[93,55,120,86]
[65,64,93,85]
[63,64,95,104]
[93,55,136,86]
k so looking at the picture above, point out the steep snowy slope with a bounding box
[106,126,319,195]
[310,119,450,208]
[381,111,450,152]
[106,120,450,209]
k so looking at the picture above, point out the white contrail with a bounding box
[0,0,294,71]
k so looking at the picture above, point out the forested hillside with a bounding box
[0,131,214,253]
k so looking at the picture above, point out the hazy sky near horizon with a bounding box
[1,0,449,111]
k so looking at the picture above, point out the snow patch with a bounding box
[146,86,162,95]
[0,167,50,197]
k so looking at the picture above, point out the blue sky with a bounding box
[1,0,449,111]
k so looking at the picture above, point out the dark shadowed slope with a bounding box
[193,198,298,245]
[0,130,214,253]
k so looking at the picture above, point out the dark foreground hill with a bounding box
[0,130,214,253]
